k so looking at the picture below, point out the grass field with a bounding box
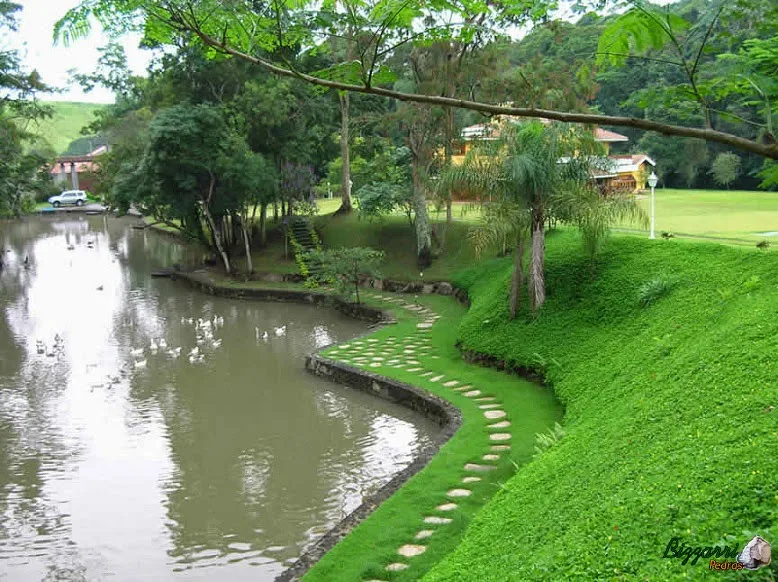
[623,188,778,243]
[28,101,106,154]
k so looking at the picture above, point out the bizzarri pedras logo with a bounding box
[663,535,771,571]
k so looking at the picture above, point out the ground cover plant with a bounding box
[421,231,778,580]
[300,293,561,580]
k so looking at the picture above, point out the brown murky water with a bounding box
[0,216,437,581]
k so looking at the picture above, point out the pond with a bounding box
[0,216,438,581]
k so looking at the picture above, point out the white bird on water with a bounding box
[158,338,168,349]
[211,339,222,348]
[131,348,144,358]
[262,331,269,341]
[134,359,147,369]
[274,326,287,337]
[189,346,199,357]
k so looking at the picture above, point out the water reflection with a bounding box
[0,216,437,580]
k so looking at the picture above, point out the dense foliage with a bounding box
[425,233,777,580]
[0,2,53,217]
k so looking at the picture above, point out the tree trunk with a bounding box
[336,90,353,214]
[411,159,432,269]
[528,211,546,311]
[241,214,253,275]
[509,232,526,320]
[259,203,267,246]
[201,203,231,274]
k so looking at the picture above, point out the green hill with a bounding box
[424,233,777,580]
[29,101,107,155]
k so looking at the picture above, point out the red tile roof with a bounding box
[595,128,630,142]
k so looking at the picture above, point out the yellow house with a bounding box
[450,121,655,193]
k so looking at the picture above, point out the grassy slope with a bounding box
[30,102,105,154]
[242,213,481,281]
[421,232,777,580]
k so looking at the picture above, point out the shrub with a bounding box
[637,274,678,307]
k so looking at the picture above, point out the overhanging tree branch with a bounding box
[182,25,778,160]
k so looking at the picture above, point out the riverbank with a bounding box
[172,269,562,581]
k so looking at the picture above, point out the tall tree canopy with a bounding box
[54,0,778,163]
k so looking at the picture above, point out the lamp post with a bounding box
[648,171,658,239]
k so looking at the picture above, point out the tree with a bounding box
[126,104,242,273]
[306,247,384,304]
[709,152,741,189]
[54,0,778,161]
[0,2,52,217]
[439,120,644,314]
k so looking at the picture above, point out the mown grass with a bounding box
[420,232,777,581]
[624,188,778,242]
[299,293,561,581]
[29,101,106,154]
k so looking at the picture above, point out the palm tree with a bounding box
[440,120,645,316]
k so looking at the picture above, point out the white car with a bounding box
[49,190,87,207]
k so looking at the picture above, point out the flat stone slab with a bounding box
[369,362,382,367]
[479,404,502,409]
[406,360,420,365]
[416,323,433,329]
[403,349,416,354]
[436,503,458,511]
[443,380,459,387]
[407,367,422,372]
[429,375,444,382]
[420,371,433,377]
[367,339,379,343]
[490,433,511,441]
[372,357,384,361]
[462,476,482,484]
[463,390,481,397]
[424,516,452,525]
[489,421,511,428]
[386,562,409,571]
[464,463,497,472]
[484,410,507,419]
[447,488,472,498]
[452,385,472,392]
[415,530,435,540]
[491,445,511,451]
[398,544,426,557]
[482,454,500,461]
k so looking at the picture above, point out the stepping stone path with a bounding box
[321,293,522,575]
[464,463,497,472]
[397,544,426,557]
[424,516,452,525]
[484,410,507,420]
[447,489,472,498]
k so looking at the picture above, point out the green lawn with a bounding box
[29,101,106,154]
[422,232,777,580]
[624,188,778,242]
